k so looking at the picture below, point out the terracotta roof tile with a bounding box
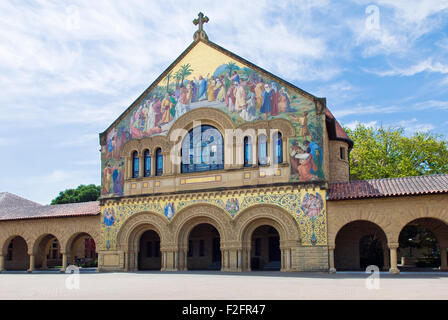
[0,192,41,210]
[328,174,448,200]
[0,201,100,221]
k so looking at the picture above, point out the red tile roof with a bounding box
[0,192,42,209]
[328,174,448,200]
[325,109,353,149]
[0,200,100,221]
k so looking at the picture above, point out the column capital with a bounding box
[388,242,399,249]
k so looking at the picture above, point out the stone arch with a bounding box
[234,204,299,271]
[116,211,170,271]
[334,220,389,270]
[234,204,299,243]
[394,216,448,271]
[121,139,141,158]
[31,233,63,270]
[389,207,448,244]
[1,233,32,257]
[64,232,99,254]
[171,204,232,246]
[328,212,394,248]
[1,234,30,271]
[168,108,235,141]
[170,204,232,271]
[117,211,170,251]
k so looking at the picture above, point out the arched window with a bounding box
[181,125,224,173]
[258,134,267,165]
[132,151,139,178]
[144,149,151,177]
[274,132,283,164]
[155,148,163,176]
[244,136,252,167]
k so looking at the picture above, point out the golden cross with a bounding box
[193,12,209,33]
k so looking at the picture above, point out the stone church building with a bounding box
[1,15,447,274]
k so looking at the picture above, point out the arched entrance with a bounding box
[4,236,29,271]
[187,223,221,270]
[250,225,281,271]
[34,234,62,270]
[138,230,161,270]
[66,232,98,268]
[397,218,448,271]
[335,220,389,271]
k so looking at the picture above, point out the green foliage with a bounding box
[51,184,101,205]
[345,125,448,180]
[225,61,238,76]
[179,63,193,84]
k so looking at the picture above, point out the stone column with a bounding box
[127,158,133,179]
[388,243,400,275]
[440,247,447,271]
[383,246,390,270]
[138,155,144,177]
[60,252,68,273]
[27,255,35,273]
[237,249,242,271]
[328,246,336,274]
[42,254,48,270]
[221,249,226,271]
[0,255,4,272]
[246,248,251,271]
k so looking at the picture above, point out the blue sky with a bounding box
[0,0,447,204]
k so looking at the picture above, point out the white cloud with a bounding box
[332,104,402,118]
[364,59,448,76]
[343,120,378,130]
[396,118,435,135]
[349,0,448,57]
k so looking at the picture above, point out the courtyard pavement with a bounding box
[0,270,447,300]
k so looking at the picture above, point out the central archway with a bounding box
[235,205,300,272]
[250,225,281,271]
[187,223,221,270]
[171,204,232,271]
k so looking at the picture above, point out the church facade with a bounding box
[1,15,447,274]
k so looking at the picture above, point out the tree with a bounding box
[165,71,172,92]
[179,63,193,84]
[225,61,238,76]
[345,125,448,180]
[174,69,183,87]
[51,184,101,205]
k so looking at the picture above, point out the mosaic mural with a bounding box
[101,42,325,197]
[100,188,327,250]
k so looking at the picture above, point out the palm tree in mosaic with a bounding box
[179,63,194,85]
[174,69,183,87]
[165,71,173,92]
[225,61,238,77]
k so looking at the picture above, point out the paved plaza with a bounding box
[0,271,447,300]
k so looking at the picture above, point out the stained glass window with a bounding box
[181,125,224,173]
[132,151,139,178]
[274,132,283,164]
[244,136,252,167]
[144,149,151,177]
[156,148,163,176]
[258,134,267,165]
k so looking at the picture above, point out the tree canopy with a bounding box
[345,125,448,181]
[50,184,101,205]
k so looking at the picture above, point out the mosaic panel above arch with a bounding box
[100,187,327,250]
